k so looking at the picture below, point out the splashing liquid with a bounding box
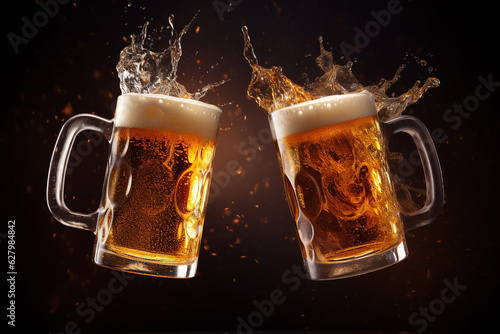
[242,26,440,120]
[117,15,226,99]
[242,26,315,113]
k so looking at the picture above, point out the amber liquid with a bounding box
[276,116,403,262]
[96,127,215,264]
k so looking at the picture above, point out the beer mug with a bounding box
[269,93,444,280]
[47,93,221,278]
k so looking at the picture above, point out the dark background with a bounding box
[2,0,499,333]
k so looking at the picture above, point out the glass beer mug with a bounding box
[47,93,221,278]
[269,93,444,280]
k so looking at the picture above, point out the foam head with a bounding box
[269,93,377,140]
[115,93,222,141]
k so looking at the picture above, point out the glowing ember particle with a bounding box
[264,178,270,188]
[195,26,200,34]
[62,102,73,116]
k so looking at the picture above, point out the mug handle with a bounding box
[46,114,114,233]
[382,115,444,232]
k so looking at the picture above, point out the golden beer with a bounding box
[97,126,215,265]
[275,115,403,262]
[93,93,221,277]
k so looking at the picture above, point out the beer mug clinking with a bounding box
[47,93,221,278]
[269,93,444,280]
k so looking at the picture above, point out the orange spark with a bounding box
[62,102,73,117]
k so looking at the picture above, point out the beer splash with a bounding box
[117,15,226,99]
[242,26,315,113]
[242,26,440,120]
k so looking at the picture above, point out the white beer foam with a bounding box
[115,93,221,141]
[269,92,377,140]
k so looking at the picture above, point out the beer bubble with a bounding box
[136,159,173,216]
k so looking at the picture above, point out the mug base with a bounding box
[93,246,197,278]
[304,239,408,280]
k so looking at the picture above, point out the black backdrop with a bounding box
[2,0,499,333]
